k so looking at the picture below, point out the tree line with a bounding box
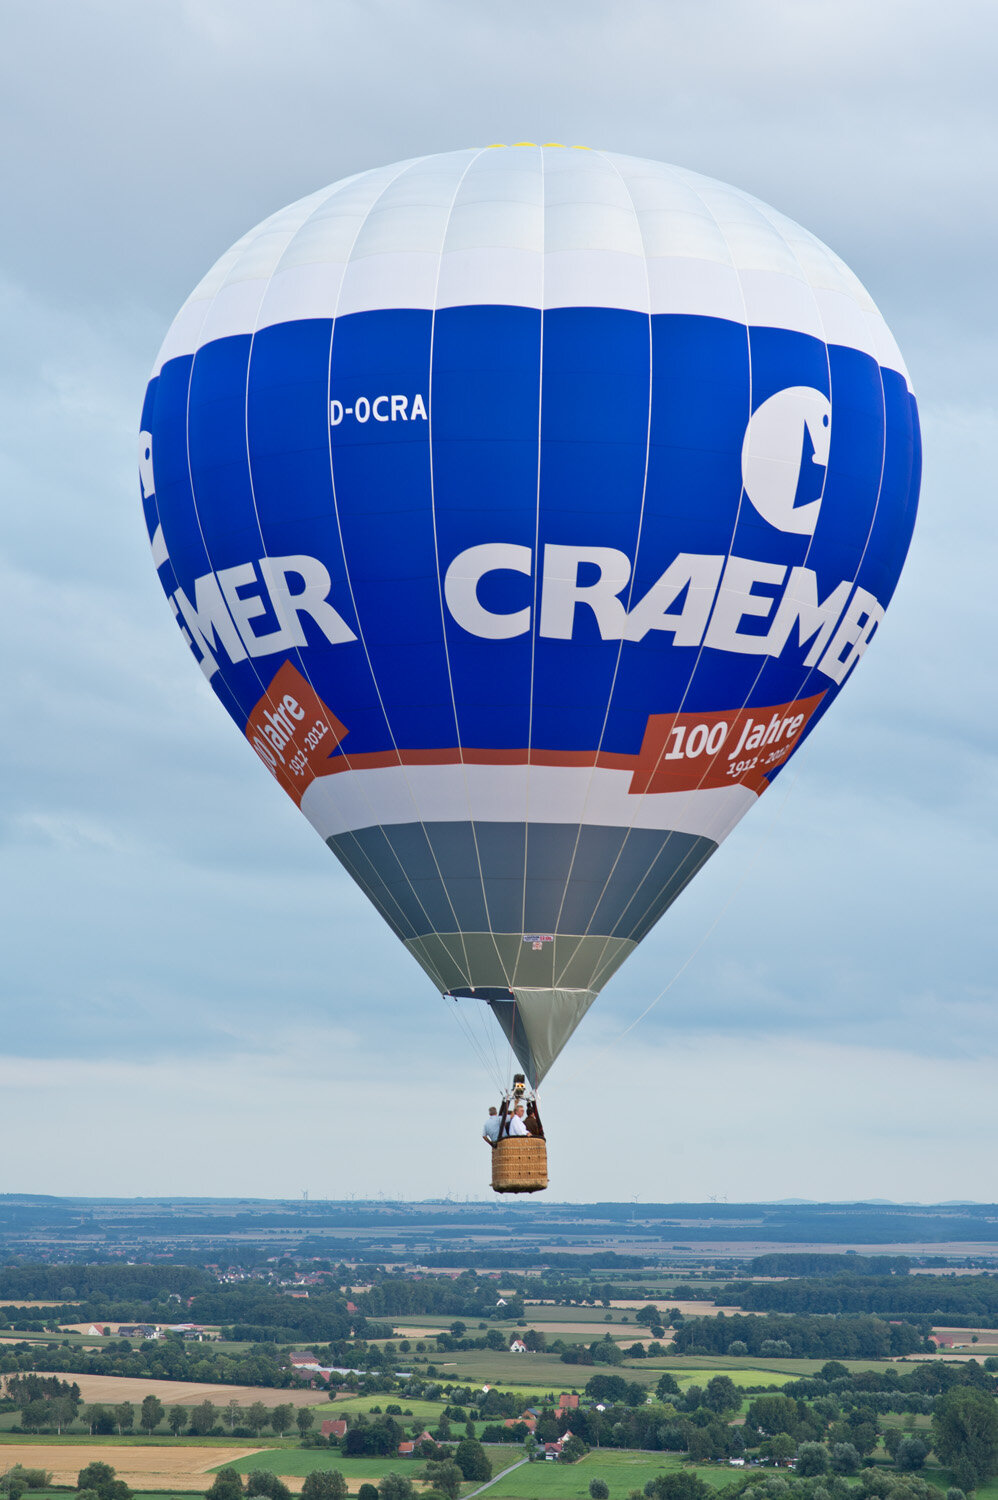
[0,1265,210,1300]
[719,1273,998,1325]
[745,1255,913,1277]
[670,1312,929,1358]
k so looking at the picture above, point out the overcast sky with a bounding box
[2,0,996,1207]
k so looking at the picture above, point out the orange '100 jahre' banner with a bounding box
[245,661,347,805]
[630,692,826,796]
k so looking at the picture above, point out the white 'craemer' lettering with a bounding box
[170,542,883,691]
[172,556,355,677]
[442,542,884,685]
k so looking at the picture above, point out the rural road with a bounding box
[465,1458,529,1497]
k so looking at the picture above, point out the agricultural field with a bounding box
[20,1374,329,1408]
[932,1326,998,1349]
[482,1452,738,1498]
[217,1448,513,1492]
[607,1301,744,1318]
[312,1397,447,1423]
[414,1349,648,1387]
[672,1367,796,1389]
[0,1443,261,1490]
[0,1303,71,1310]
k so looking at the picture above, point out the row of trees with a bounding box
[0,1331,394,1390]
[720,1273,998,1325]
[0,1262,698,1349]
[4,1384,320,1439]
[670,1313,928,1359]
[0,1265,210,1302]
[206,1439,491,1500]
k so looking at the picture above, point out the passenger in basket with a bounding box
[504,1103,529,1137]
[482,1106,502,1148]
[525,1101,545,1139]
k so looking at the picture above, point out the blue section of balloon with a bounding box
[144,306,920,759]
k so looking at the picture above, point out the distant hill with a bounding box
[1,1197,998,1265]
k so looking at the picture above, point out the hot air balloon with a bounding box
[139,146,920,1190]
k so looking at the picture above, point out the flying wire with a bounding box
[556,766,800,1087]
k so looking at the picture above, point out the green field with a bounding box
[312,1398,448,1422]
[219,1449,498,1481]
[921,1473,998,1500]
[419,1351,659,1388]
[641,1356,922,1379]
[420,1350,920,1390]
[225,1451,421,1478]
[482,1452,738,1498]
[673,1369,796,1390]
[220,1448,740,1499]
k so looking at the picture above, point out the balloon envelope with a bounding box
[140,147,920,1085]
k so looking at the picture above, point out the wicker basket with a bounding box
[491,1135,549,1194]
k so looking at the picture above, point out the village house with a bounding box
[399,1431,434,1454]
[321,1419,348,1440]
[508,1338,527,1353]
[557,1393,579,1410]
[544,1431,572,1461]
[117,1324,160,1339]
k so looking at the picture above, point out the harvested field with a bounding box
[933,1326,998,1347]
[0,1301,69,1309]
[517,1321,670,1341]
[0,1444,261,1491]
[610,1299,743,1317]
[226,1450,467,1492]
[28,1374,328,1407]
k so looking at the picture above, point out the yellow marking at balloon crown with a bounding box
[487,142,589,149]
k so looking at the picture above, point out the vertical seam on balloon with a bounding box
[549,167,758,993]
[176,191,344,761]
[223,162,458,974]
[583,186,835,983]
[168,156,457,991]
[175,179,361,725]
[607,307,892,986]
[312,155,481,989]
[510,144,546,991]
[319,161,480,984]
[598,191,843,958]
[405,934,455,997]
[574,176,849,983]
[548,148,655,985]
[326,830,422,944]
[748,202,892,709]
[590,196,895,969]
[424,146,516,997]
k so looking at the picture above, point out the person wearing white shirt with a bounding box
[503,1104,529,1137]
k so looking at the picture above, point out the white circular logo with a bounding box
[741,386,831,536]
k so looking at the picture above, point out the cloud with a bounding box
[0,0,996,1196]
[2,1031,995,1202]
